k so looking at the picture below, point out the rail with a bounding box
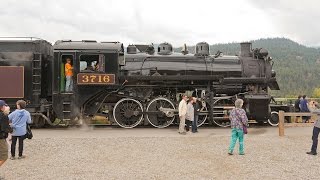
[0,37,43,41]
[278,111,313,136]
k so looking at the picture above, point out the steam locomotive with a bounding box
[0,37,280,128]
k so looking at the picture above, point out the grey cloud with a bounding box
[2,0,318,46]
[0,0,192,45]
[248,0,320,46]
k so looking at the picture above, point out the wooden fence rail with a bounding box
[278,111,313,136]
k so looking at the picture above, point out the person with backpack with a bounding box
[0,100,10,166]
[8,100,32,160]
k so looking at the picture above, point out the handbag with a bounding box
[242,125,248,134]
[235,109,248,134]
[25,124,33,139]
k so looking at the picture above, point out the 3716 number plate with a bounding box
[77,73,115,85]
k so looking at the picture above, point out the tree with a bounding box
[312,88,320,98]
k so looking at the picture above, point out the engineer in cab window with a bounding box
[94,61,100,71]
[65,58,73,91]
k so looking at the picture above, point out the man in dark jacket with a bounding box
[0,100,10,167]
[192,97,200,133]
[294,95,302,112]
[294,95,302,123]
[300,95,310,123]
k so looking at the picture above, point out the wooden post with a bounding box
[279,110,285,136]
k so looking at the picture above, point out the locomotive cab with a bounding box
[52,40,124,124]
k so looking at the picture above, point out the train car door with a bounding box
[52,51,76,122]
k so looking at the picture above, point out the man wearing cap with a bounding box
[65,58,74,92]
[0,100,10,166]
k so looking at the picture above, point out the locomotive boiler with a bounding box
[113,42,279,127]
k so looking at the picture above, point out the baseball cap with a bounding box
[0,100,8,107]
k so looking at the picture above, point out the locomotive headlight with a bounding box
[271,70,276,77]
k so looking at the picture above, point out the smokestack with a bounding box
[240,42,252,57]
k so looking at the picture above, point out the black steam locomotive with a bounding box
[0,37,280,128]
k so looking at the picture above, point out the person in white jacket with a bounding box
[178,95,188,134]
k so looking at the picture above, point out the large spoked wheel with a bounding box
[113,98,144,128]
[197,105,208,127]
[268,111,279,126]
[146,97,175,128]
[212,98,235,127]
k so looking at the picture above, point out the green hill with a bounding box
[174,38,320,97]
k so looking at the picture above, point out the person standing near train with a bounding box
[8,100,32,160]
[300,95,310,123]
[295,95,302,112]
[228,99,249,155]
[0,100,10,166]
[306,101,320,155]
[192,97,200,133]
[178,95,188,135]
[65,58,73,92]
[294,95,302,123]
[185,97,194,132]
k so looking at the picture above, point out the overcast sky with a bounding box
[0,0,319,47]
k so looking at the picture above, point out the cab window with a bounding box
[80,54,105,72]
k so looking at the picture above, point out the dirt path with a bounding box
[0,127,318,180]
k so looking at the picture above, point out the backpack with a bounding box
[24,124,33,139]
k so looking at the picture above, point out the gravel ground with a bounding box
[0,126,319,180]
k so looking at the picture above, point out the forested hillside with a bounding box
[175,38,320,97]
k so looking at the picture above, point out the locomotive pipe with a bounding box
[31,113,57,126]
[221,77,277,84]
[92,79,128,115]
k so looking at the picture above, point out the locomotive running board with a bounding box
[120,75,222,81]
